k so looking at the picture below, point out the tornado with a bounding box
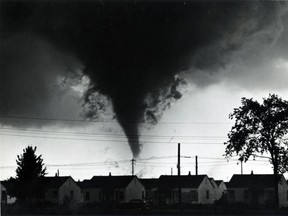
[1,0,286,157]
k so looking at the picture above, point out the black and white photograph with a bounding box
[1,0,288,215]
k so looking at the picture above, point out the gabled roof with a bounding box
[79,175,137,189]
[139,178,158,189]
[158,175,207,189]
[39,176,71,189]
[228,174,283,189]
[209,178,217,188]
[1,180,13,189]
[215,180,224,187]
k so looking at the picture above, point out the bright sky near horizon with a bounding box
[1,86,288,182]
[1,1,288,182]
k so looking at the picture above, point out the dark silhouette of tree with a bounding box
[225,94,288,209]
[15,146,46,203]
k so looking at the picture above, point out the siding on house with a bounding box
[278,176,288,207]
[1,182,7,205]
[125,177,145,202]
[140,178,158,203]
[198,176,215,204]
[209,178,219,201]
[158,175,215,204]
[215,180,227,200]
[78,178,106,203]
[78,175,145,203]
[227,174,288,208]
[1,180,17,204]
[81,187,101,203]
[42,176,82,204]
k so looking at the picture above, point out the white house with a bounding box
[1,182,7,205]
[215,180,227,200]
[79,175,145,203]
[1,180,16,204]
[209,178,219,201]
[158,174,215,204]
[41,176,82,204]
[227,174,288,208]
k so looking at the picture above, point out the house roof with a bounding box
[158,175,207,189]
[0,181,7,190]
[1,180,16,195]
[139,178,158,189]
[1,176,72,194]
[228,174,283,189]
[215,180,224,187]
[1,181,7,188]
[209,178,217,188]
[39,176,71,189]
[79,175,137,189]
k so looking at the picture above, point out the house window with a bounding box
[171,190,178,201]
[53,190,59,199]
[244,190,249,200]
[119,191,124,200]
[115,191,124,201]
[85,191,90,201]
[206,190,210,199]
[155,191,158,198]
[115,191,119,200]
[228,190,235,200]
[265,190,274,199]
[70,190,74,199]
[191,190,198,202]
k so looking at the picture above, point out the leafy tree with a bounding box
[225,94,288,209]
[15,146,46,203]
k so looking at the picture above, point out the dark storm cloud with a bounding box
[1,0,286,157]
[0,32,84,127]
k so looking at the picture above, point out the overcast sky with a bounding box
[1,0,288,181]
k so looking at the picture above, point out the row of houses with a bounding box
[1,173,288,208]
[227,174,288,207]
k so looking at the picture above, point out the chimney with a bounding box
[109,172,111,176]
[57,169,59,177]
[251,170,254,175]
[188,171,191,176]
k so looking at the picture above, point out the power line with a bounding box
[0,132,225,145]
[0,127,228,139]
[137,156,177,161]
[0,158,177,170]
[0,115,232,125]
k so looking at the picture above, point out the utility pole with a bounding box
[177,143,182,213]
[237,159,243,175]
[241,160,243,175]
[131,158,136,176]
[178,143,180,177]
[195,155,198,176]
